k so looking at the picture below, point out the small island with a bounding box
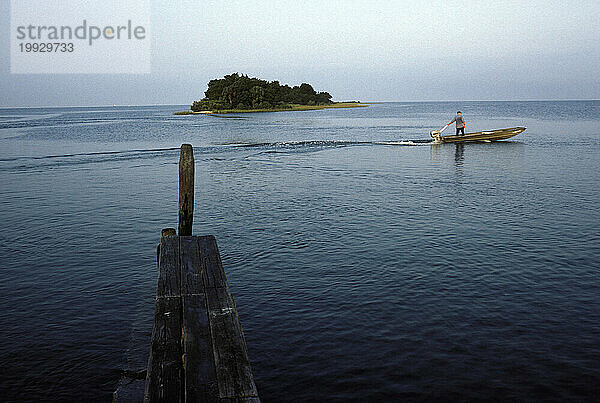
[174,73,368,114]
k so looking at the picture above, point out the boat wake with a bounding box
[0,139,436,172]
[227,139,434,149]
[373,140,434,146]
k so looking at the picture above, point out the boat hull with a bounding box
[438,127,526,143]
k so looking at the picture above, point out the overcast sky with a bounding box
[1,0,599,107]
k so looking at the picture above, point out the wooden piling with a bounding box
[162,228,177,237]
[178,144,194,236]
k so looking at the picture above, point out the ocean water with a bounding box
[0,101,599,401]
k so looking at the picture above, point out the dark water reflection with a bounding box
[455,143,464,165]
[0,102,599,401]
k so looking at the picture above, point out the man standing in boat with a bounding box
[449,111,466,136]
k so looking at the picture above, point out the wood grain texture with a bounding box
[198,235,228,289]
[178,144,194,236]
[145,235,183,402]
[180,236,219,402]
[144,297,183,403]
[200,236,259,400]
[206,286,258,399]
[145,235,258,402]
[156,236,180,297]
[183,294,220,402]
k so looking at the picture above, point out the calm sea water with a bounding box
[0,101,599,401]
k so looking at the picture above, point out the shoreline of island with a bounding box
[174,102,369,115]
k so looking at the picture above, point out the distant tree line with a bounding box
[191,73,333,111]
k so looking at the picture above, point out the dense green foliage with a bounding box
[191,73,333,111]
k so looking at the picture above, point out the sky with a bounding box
[1,0,599,107]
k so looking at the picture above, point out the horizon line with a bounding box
[0,99,599,109]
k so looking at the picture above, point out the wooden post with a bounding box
[161,228,177,237]
[178,144,194,236]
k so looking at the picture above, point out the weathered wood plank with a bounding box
[198,235,228,289]
[178,144,194,236]
[180,236,219,402]
[180,237,203,296]
[206,286,258,399]
[144,297,183,402]
[145,235,183,403]
[183,294,220,402]
[199,235,258,400]
[157,235,181,297]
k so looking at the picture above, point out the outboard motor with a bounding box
[430,130,442,143]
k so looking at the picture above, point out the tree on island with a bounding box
[191,73,333,111]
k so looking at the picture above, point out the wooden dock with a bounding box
[145,233,258,402]
[114,144,259,402]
